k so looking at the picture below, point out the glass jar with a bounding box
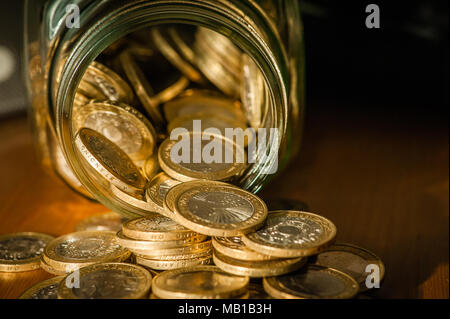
[24,0,305,218]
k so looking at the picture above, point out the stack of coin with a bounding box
[116,213,212,271]
[41,231,130,275]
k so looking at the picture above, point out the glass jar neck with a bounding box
[52,0,290,216]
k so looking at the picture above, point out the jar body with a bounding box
[25,0,305,217]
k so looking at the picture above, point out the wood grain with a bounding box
[0,106,448,299]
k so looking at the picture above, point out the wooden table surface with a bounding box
[0,105,448,299]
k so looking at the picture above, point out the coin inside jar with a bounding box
[58,262,152,299]
[43,231,130,273]
[263,264,359,299]
[0,232,54,272]
[170,180,268,236]
[241,210,337,258]
[75,128,147,196]
[19,276,64,299]
[158,132,246,182]
[152,265,249,299]
[312,242,385,291]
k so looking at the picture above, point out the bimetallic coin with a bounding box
[241,54,265,129]
[158,132,247,182]
[163,91,247,124]
[19,276,64,299]
[116,231,207,250]
[75,128,147,196]
[0,232,54,272]
[146,173,181,211]
[137,248,212,261]
[241,210,337,258]
[263,265,359,299]
[213,250,306,278]
[82,61,134,104]
[77,79,107,101]
[73,101,157,163]
[136,255,212,270]
[58,263,152,299]
[109,184,159,216]
[122,213,196,241]
[171,181,268,236]
[142,153,160,181]
[152,265,249,299]
[43,231,130,273]
[75,212,127,232]
[119,50,164,128]
[131,240,212,258]
[212,236,277,261]
[40,256,67,276]
[313,243,385,292]
[151,27,204,83]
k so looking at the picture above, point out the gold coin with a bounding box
[171,181,268,236]
[152,265,249,299]
[163,91,246,124]
[119,49,164,127]
[241,210,337,258]
[263,264,359,299]
[40,256,67,276]
[43,231,130,273]
[168,27,196,64]
[75,128,147,196]
[158,132,246,182]
[82,61,134,104]
[152,76,190,106]
[75,212,127,232]
[142,153,160,181]
[135,255,212,270]
[213,250,306,277]
[146,172,181,212]
[313,242,385,292]
[151,27,204,83]
[122,213,196,241]
[115,231,207,250]
[19,276,64,299]
[212,236,277,261]
[58,262,152,299]
[0,232,54,272]
[109,183,159,215]
[131,240,212,258]
[73,100,157,163]
[137,248,212,261]
[77,79,107,100]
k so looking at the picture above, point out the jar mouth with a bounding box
[53,0,290,217]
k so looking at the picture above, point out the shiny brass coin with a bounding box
[58,262,152,299]
[77,79,107,100]
[109,183,159,214]
[142,153,160,181]
[131,240,212,258]
[135,255,212,270]
[152,265,249,299]
[241,54,265,129]
[115,231,207,250]
[74,92,92,107]
[213,250,306,278]
[43,231,130,273]
[263,264,359,299]
[137,248,212,261]
[75,212,127,232]
[241,210,337,258]
[146,172,181,212]
[152,76,190,106]
[40,256,67,276]
[151,27,204,83]
[0,232,54,272]
[171,181,268,236]
[168,27,196,64]
[163,91,246,124]
[158,132,246,182]
[212,237,277,261]
[75,128,147,196]
[313,242,385,292]
[197,27,242,64]
[82,61,134,104]
[119,50,164,127]
[122,213,196,241]
[73,100,157,163]
[19,276,64,299]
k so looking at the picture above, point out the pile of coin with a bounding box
[116,213,213,270]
